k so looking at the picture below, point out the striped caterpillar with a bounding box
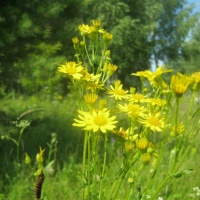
[35,171,45,199]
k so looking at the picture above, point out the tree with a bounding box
[0,0,85,97]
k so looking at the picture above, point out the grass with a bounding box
[0,94,199,200]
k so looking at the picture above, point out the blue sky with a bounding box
[187,0,200,13]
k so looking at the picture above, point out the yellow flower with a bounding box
[103,32,113,45]
[148,67,172,87]
[72,36,79,44]
[131,70,152,79]
[138,112,165,132]
[191,71,200,91]
[171,122,185,137]
[84,93,98,105]
[135,137,149,150]
[127,93,146,103]
[132,67,172,87]
[103,63,118,76]
[73,109,118,133]
[58,61,83,80]
[91,19,101,29]
[36,147,45,163]
[78,24,91,35]
[82,72,101,82]
[118,103,147,118]
[117,127,138,141]
[107,80,128,100]
[125,141,134,152]
[147,98,167,107]
[170,73,192,97]
[151,66,172,79]
[141,153,151,164]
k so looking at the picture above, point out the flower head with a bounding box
[103,63,118,77]
[170,73,192,97]
[73,109,117,133]
[118,103,147,119]
[138,112,165,132]
[131,70,152,80]
[36,147,45,163]
[191,71,200,91]
[107,80,128,100]
[147,98,167,107]
[78,24,91,35]
[135,137,149,150]
[84,93,98,105]
[127,93,146,103]
[58,61,83,80]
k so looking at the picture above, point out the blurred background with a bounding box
[0,0,199,199]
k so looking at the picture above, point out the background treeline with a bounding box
[0,0,199,97]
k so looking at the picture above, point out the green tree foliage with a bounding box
[86,0,198,87]
[181,20,200,73]
[0,0,85,97]
[0,0,198,95]
[151,0,199,67]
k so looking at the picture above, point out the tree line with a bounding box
[0,0,199,97]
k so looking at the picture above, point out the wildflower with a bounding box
[25,152,31,164]
[86,82,104,92]
[82,72,101,82]
[191,71,200,91]
[170,73,192,97]
[103,32,113,45]
[117,127,138,141]
[136,137,149,150]
[127,93,146,103]
[84,93,98,105]
[36,147,45,163]
[118,103,147,118]
[78,24,91,35]
[131,70,152,79]
[170,122,185,137]
[147,98,167,107]
[141,153,151,164]
[107,80,128,100]
[73,109,117,133]
[72,36,79,44]
[104,63,118,77]
[58,61,83,80]
[151,66,172,79]
[125,141,134,152]
[91,19,101,30]
[138,112,165,132]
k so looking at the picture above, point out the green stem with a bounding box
[82,131,88,200]
[99,133,108,200]
[83,36,93,70]
[87,132,91,200]
[149,175,169,200]
[17,128,24,162]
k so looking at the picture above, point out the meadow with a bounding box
[0,20,200,200]
[0,92,199,200]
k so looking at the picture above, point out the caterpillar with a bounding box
[35,171,45,200]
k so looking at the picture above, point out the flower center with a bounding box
[147,116,160,126]
[128,104,139,112]
[114,89,126,95]
[94,116,107,126]
[67,67,77,74]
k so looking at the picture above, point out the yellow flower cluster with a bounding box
[58,20,200,167]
